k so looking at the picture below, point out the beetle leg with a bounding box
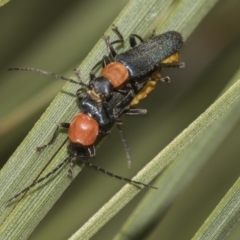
[102,55,111,67]
[103,35,119,58]
[151,75,171,83]
[36,123,70,152]
[125,108,147,115]
[89,55,112,80]
[111,24,124,44]
[129,34,144,47]
[159,61,185,68]
[113,88,135,116]
[89,59,103,80]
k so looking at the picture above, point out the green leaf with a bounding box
[1,0,231,240]
[0,0,10,7]
[193,177,240,240]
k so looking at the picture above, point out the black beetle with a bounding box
[89,26,184,101]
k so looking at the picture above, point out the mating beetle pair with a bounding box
[8,26,184,202]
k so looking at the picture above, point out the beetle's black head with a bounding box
[68,142,96,160]
[68,142,88,158]
[90,76,113,99]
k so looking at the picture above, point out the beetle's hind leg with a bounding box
[160,61,185,69]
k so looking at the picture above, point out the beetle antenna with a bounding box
[7,153,156,203]
[83,160,157,189]
[7,156,70,203]
[7,67,89,88]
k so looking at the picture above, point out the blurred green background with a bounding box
[0,0,240,239]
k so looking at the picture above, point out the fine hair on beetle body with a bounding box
[7,26,185,203]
